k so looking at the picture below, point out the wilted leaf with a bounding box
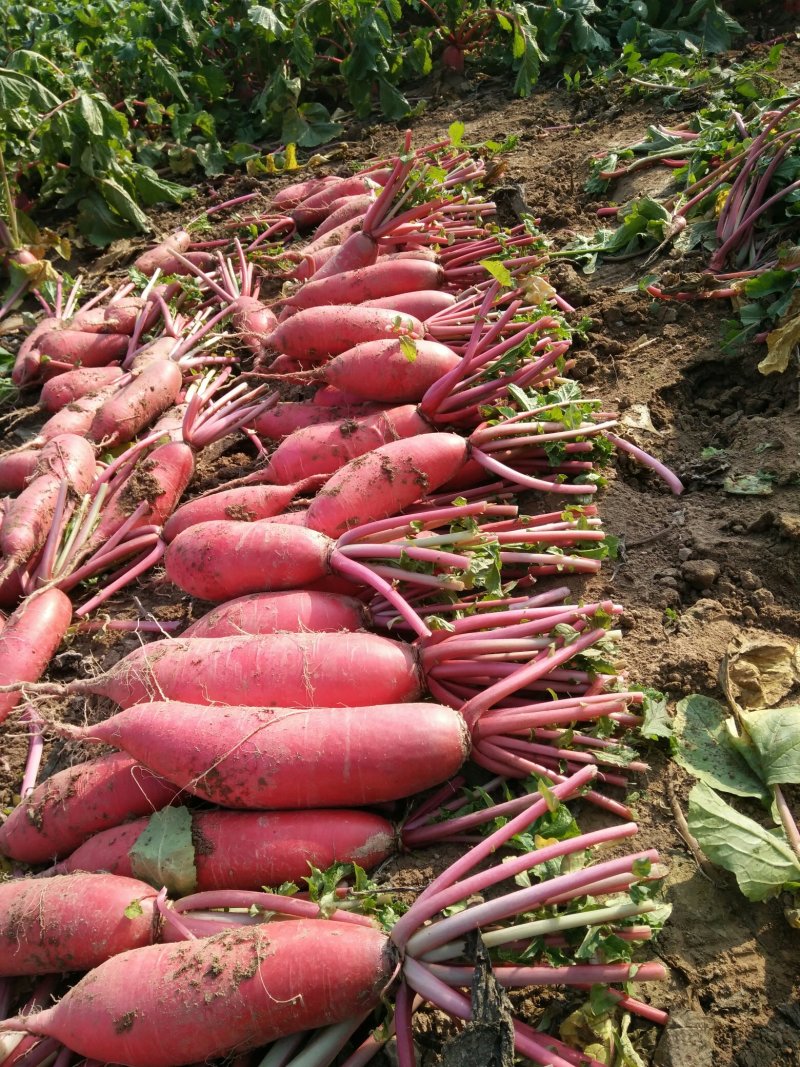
[130,807,198,897]
[723,472,773,496]
[758,312,800,376]
[721,635,800,711]
[687,782,800,901]
[672,694,766,799]
[739,706,800,786]
[621,403,661,435]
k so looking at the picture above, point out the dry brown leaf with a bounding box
[720,633,800,712]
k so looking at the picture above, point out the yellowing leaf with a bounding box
[758,312,800,376]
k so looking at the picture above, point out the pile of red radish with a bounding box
[0,130,681,1067]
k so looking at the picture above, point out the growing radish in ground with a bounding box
[1,768,667,1067]
[0,753,179,864]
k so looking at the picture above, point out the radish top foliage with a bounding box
[0,0,742,244]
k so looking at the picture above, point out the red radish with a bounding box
[12,318,67,387]
[62,701,468,808]
[0,753,179,864]
[232,296,278,355]
[57,808,395,893]
[442,43,465,72]
[311,193,373,239]
[33,380,124,443]
[0,450,40,493]
[38,330,129,375]
[87,360,183,447]
[306,433,469,537]
[70,297,158,335]
[266,306,424,363]
[162,480,318,542]
[39,366,125,412]
[362,289,457,319]
[283,260,445,312]
[133,230,191,275]
[253,401,380,439]
[165,522,342,600]
[0,588,72,724]
[271,174,341,210]
[291,176,379,227]
[279,338,461,405]
[74,441,194,560]
[8,921,392,1066]
[182,590,366,639]
[41,631,421,708]
[263,405,431,484]
[312,385,372,407]
[0,435,96,576]
[0,873,157,976]
[127,334,178,371]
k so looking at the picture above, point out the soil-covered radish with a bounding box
[57,808,396,893]
[0,873,157,976]
[162,480,317,542]
[39,366,126,412]
[0,589,72,724]
[9,922,393,1066]
[283,260,445,312]
[87,360,183,447]
[0,753,180,864]
[0,434,97,575]
[306,433,470,537]
[37,330,130,377]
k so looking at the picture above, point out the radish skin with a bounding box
[0,450,39,493]
[133,230,191,275]
[1,435,96,572]
[284,260,445,312]
[38,330,129,375]
[182,590,366,638]
[0,873,157,976]
[0,753,179,864]
[40,366,125,412]
[361,290,457,319]
[58,809,396,892]
[65,701,469,807]
[55,632,422,708]
[10,922,393,1066]
[88,360,183,447]
[264,405,430,484]
[306,433,469,537]
[163,481,317,542]
[301,339,461,404]
[267,306,424,363]
[312,193,372,239]
[0,589,72,724]
[254,402,380,439]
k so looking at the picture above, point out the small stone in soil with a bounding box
[681,559,720,589]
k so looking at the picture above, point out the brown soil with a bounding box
[2,32,800,1067]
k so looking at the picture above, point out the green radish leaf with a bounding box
[399,335,418,363]
[448,120,465,147]
[639,688,672,741]
[129,807,198,897]
[672,694,767,799]
[740,707,800,786]
[123,899,144,919]
[687,782,800,901]
[479,259,513,288]
[248,5,289,40]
